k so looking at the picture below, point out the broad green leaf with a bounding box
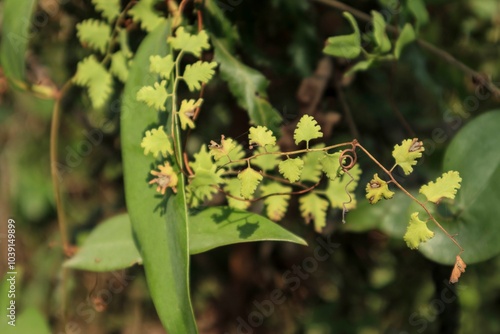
[12,308,51,334]
[92,0,120,22]
[129,0,166,32]
[323,12,361,59]
[392,138,424,175]
[238,167,263,199]
[261,182,292,221]
[345,59,376,76]
[300,144,325,183]
[149,55,175,79]
[325,164,361,210]
[372,11,391,53]
[140,126,173,158]
[121,21,197,333]
[251,146,280,172]
[0,0,36,88]
[63,214,142,271]
[403,212,434,249]
[189,207,307,254]
[394,24,416,59]
[168,27,211,57]
[249,125,277,148]
[76,19,111,53]
[294,115,323,147]
[407,0,429,29]
[365,173,395,204]
[178,98,202,130]
[419,111,500,264]
[212,37,282,135]
[299,192,329,232]
[279,157,304,183]
[182,61,218,91]
[73,56,113,108]
[225,178,251,210]
[419,171,462,204]
[110,51,130,82]
[320,151,343,180]
[136,80,169,111]
[203,0,240,46]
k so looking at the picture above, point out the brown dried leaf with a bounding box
[449,255,467,284]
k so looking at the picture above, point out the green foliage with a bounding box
[407,0,429,29]
[392,138,424,175]
[209,136,245,167]
[365,173,395,204]
[129,0,166,32]
[394,24,416,59]
[251,146,280,171]
[419,171,462,204]
[140,126,173,158]
[279,157,305,183]
[261,182,292,221]
[249,125,277,148]
[110,51,130,82]
[76,19,111,53]
[187,168,225,206]
[320,151,343,180]
[403,212,435,249]
[63,214,142,271]
[238,167,263,199]
[182,61,218,91]
[299,192,329,232]
[72,56,113,108]
[136,80,169,111]
[91,0,120,22]
[294,115,323,147]
[149,55,175,79]
[168,28,211,56]
[325,164,361,210]
[179,99,203,130]
[372,10,391,53]
[323,12,361,59]
[300,144,325,183]
[225,179,251,210]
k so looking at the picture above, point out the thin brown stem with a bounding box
[313,0,500,98]
[355,142,464,252]
[50,80,73,255]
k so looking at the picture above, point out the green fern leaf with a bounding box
[136,80,169,111]
[249,125,276,148]
[403,212,434,249]
[225,178,251,210]
[187,167,225,207]
[182,61,218,92]
[419,171,462,204]
[178,98,202,130]
[238,167,263,199]
[91,0,120,22]
[320,151,343,180]
[261,182,291,221]
[149,55,174,79]
[251,146,280,172]
[73,56,112,108]
[323,12,361,59]
[325,164,361,210]
[140,126,173,158]
[129,0,166,32]
[299,192,329,232]
[76,19,111,54]
[209,137,246,167]
[279,157,304,183]
[392,138,425,175]
[110,51,129,82]
[300,144,325,183]
[168,27,211,57]
[294,115,323,147]
[189,146,215,173]
[365,173,394,204]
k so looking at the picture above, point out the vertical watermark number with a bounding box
[5,218,16,326]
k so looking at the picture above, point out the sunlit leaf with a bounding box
[392,138,424,175]
[225,178,251,210]
[300,144,324,183]
[238,167,263,199]
[279,157,304,183]
[394,24,416,59]
[136,80,169,111]
[178,98,202,130]
[168,27,211,57]
[420,171,462,204]
[365,173,395,204]
[251,146,280,172]
[320,151,343,180]
[323,12,361,59]
[187,167,224,206]
[129,0,166,32]
[149,54,175,79]
[403,212,434,249]
[183,61,218,92]
[294,115,323,147]
[110,51,130,82]
[140,126,173,158]
[76,19,111,53]
[92,0,120,22]
[249,125,276,148]
[325,164,361,210]
[261,182,291,221]
[73,56,113,108]
[372,11,391,53]
[299,192,329,232]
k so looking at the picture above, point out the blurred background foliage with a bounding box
[0,0,499,333]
